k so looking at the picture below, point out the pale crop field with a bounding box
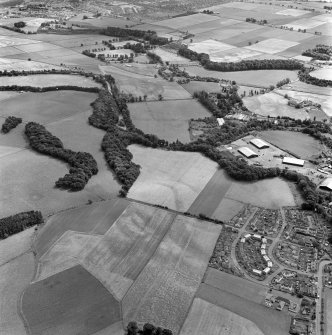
[180,298,264,335]
[0,227,36,266]
[189,39,235,55]
[287,81,332,96]
[122,215,221,334]
[153,48,189,63]
[0,59,64,72]
[0,74,101,88]
[284,18,325,30]
[0,35,40,47]
[0,252,35,335]
[13,42,64,53]
[210,47,261,62]
[310,68,332,81]
[243,92,309,120]
[245,38,299,54]
[276,9,308,17]
[127,145,218,212]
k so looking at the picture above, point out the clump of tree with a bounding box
[2,116,22,133]
[14,21,26,28]
[246,18,267,24]
[25,122,98,191]
[0,211,43,239]
[178,46,303,72]
[0,85,99,93]
[147,51,163,64]
[302,44,332,61]
[123,42,146,54]
[126,321,173,335]
[276,78,290,88]
[298,67,332,87]
[102,27,169,45]
[82,50,96,58]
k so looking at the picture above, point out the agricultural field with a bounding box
[127,145,218,212]
[245,38,299,54]
[100,63,157,78]
[129,99,210,142]
[181,81,222,95]
[0,252,35,335]
[113,73,191,101]
[22,265,122,335]
[0,74,101,88]
[183,66,298,87]
[259,130,323,159]
[122,215,221,333]
[180,298,264,335]
[327,289,332,335]
[310,68,332,81]
[153,48,189,63]
[243,92,309,120]
[286,81,332,96]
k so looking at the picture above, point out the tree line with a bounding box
[102,27,169,45]
[2,116,22,133]
[0,85,100,93]
[147,52,163,64]
[0,211,43,239]
[25,122,98,191]
[178,46,303,72]
[298,67,332,87]
[302,44,332,61]
[126,321,172,335]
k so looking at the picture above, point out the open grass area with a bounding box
[0,90,97,124]
[181,81,222,95]
[122,215,221,334]
[184,66,298,87]
[310,68,332,81]
[197,282,291,335]
[0,252,34,335]
[243,92,309,120]
[259,130,323,159]
[286,81,332,96]
[180,298,264,335]
[35,198,129,258]
[23,265,121,335]
[129,100,210,143]
[0,226,35,266]
[127,145,218,212]
[0,74,101,88]
[326,288,332,335]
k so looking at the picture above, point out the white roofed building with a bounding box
[283,157,305,167]
[238,147,258,158]
[320,178,332,191]
[217,118,225,126]
[250,138,270,149]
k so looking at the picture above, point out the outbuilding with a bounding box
[320,177,332,191]
[250,138,270,149]
[238,147,258,158]
[282,157,305,167]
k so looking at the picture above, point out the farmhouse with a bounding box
[250,138,270,149]
[320,178,332,191]
[238,147,258,158]
[282,157,305,167]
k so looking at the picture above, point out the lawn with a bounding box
[22,265,121,335]
[129,100,210,142]
[184,66,298,87]
[197,283,291,335]
[0,90,97,124]
[0,74,101,88]
[122,215,221,334]
[259,130,323,159]
[0,252,35,335]
[243,92,309,120]
[127,145,218,212]
[180,298,264,335]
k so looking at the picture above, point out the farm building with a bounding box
[250,138,270,149]
[319,178,332,191]
[253,269,262,276]
[263,267,271,274]
[282,157,305,167]
[238,147,258,158]
[217,118,225,126]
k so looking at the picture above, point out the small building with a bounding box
[261,243,267,249]
[262,238,267,244]
[253,234,262,240]
[263,267,271,274]
[263,255,270,262]
[253,269,262,276]
[240,237,246,243]
[282,157,305,167]
[268,261,273,267]
[261,249,267,255]
[238,147,258,158]
[217,118,225,126]
[244,234,251,239]
[277,301,286,311]
[319,177,332,191]
[250,138,270,149]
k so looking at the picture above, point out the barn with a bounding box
[238,147,258,158]
[250,138,270,149]
[319,178,332,191]
[282,157,305,167]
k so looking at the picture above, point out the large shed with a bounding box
[238,147,258,158]
[282,157,305,167]
[320,178,332,191]
[250,138,270,149]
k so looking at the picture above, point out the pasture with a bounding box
[245,38,299,54]
[0,252,35,335]
[284,18,325,30]
[180,298,264,335]
[22,265,121,335]
[286,81,332,96]
[243,92,309,120]
[181,81,222,95]
[153,48,189,63]
[188,39,234,55]
[259,130,323,159]
[0,74,101,88]
[0,90,97,124]
[184,66,298,87]
[197,283,291,335]
[122,215,221,333]
[127,145,218,212]
[129,100,210,142]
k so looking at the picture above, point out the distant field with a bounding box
[0,74,101,88]
[184,66,298,87]
[127,145,218,212]
[197,283,291,335]
[246,38,299,54]
[0,252,34,335]
[0,59,63,72]
[129,100,210,142]
[182,81,222,95]
[243,92,309,120]
[0,226,35,266]
[310,68,332,81]
[122,215,221,333]
[259,130,323,159]
[284,18,325,30]
[286,81,332,96]
[23,265,121,335]
[0,90,97,124]
[153,48,189,63]
[180,298,264,335]
[100,63,157,78]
